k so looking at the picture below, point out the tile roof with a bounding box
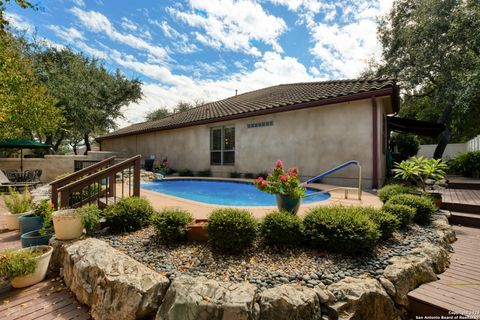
[97,78,397,141]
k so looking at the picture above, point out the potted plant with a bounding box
[254,160,306,214]
[0,245,53,288]
[21,200,54,248]
[1,187,32,230]
[393,156,448,208]
[52,205,101,240]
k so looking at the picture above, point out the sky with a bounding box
[4,0,393,128]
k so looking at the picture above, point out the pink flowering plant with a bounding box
[254,160,306,198]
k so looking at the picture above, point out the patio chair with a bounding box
[0,169,39,192]
[34,169,42,182]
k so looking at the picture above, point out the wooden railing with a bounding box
[51,156,116,209]
[51,155,141,209]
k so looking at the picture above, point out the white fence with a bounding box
[467,135,480,152]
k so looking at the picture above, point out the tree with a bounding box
[145,107,170,121]
[0,0,37,32]
[0,32,64,140]
[34,47,142,153]
[145,99,207,122]
[367,0,480,158]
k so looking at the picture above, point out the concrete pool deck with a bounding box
[136,177,383,219]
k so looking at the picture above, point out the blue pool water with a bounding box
[141,179,330,206]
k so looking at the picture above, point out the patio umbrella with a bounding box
[0,139,52,173]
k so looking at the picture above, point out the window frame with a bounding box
[210,125,235,166]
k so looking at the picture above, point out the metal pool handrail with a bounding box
[303,160,362,200]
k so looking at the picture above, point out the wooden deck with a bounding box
[408,225,480,318]
[0,230,91,320]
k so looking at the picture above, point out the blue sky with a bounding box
[5,0,392,127]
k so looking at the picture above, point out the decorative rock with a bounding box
[258,284,321,320]
[48,236,78,272]
[63,238,169,320]
[313,285,336,304]
[156,275,257,320]
[383,255,437,308]
[413,243,450,274]
[378,277,396,298]
[325,276,397,320]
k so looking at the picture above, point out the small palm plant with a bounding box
[393,156,448,192]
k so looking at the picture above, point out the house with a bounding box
[96,79,400,189]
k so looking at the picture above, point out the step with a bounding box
[442,202,480,214]
[449,211,480,228]
[447,182,480,190]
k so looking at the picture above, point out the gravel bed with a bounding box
[99,224,439,291]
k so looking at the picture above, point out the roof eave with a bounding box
[96,87,396,142]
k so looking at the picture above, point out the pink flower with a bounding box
[268,173,272,177]
[261,181,268,187]
[279,174,288,182]
[275,159,283,169]
[300,182,307,188]
[257,177,264,181]
[288,167,298,177]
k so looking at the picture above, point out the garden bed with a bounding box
[99,220,442,292]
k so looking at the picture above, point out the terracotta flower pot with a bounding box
[11,245,53,288]
[3,212,28,230]
[52,209,83,240]
[187,219,208,242]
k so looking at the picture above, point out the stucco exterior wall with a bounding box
[101,98,392,188]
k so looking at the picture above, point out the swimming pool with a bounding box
[141,179,330,206]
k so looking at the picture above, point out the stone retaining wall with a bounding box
[49,213,455,320]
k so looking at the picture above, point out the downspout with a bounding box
[371,95,378,189]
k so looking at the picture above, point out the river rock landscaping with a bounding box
[98,213,450,292]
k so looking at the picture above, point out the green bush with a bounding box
[449,151,480,178]
[303,206,380,254]
[178,169,194,176]
[363,207,399,240]
[104,197,155,233]
[244,173,255,179]
[2,187,32,214]
[208,208,258,253]
[151,208,193,243]
[378,184,415,203]
[386,194,436,224]
[196,169,212,177]
[0,247,42,281]
[260,211,303,246]
[230,171,241,178]
[78,205,101,236]
[382,204,415,228]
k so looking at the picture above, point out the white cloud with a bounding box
[72,0,85,7]
[168,0,287,56]
[4,12,34,32]
[150,19,198,54]
[70,7,168,61]
[117,51,325,125]
[47,25,85,42]
[120,17,138,32]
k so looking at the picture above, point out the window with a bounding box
[211,126,235,165]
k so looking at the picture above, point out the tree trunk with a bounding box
[72,144,78,155]
[433,97,454,159]
[83,133,91,155]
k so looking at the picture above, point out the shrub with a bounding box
[196,169,212,177]
[0,247,41,281]
[33,199,54,235]
[382,204,415,228]
[208,208,258,253]
[303,206,380,254]
[363,207,399,240]
[2,187,32,214]
[230,171,241,178]
[151,209,193,243]
[386,194,436,224]
[261,211,303,246]
[104,197,155,233]
[449,151,480,178]
[78,205,102,236]
[378,184,415,203]
[244,173,255,179]
[178,168,194,176]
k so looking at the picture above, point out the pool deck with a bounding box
[137,177,382,219]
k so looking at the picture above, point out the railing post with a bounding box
[133,157,140,197]
[358,164,362,200]
[52,184,58,210]
[108,174,116,197]
[60,189,69,209]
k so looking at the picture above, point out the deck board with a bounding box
[0,230,91,320]
[408,225,480,317]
